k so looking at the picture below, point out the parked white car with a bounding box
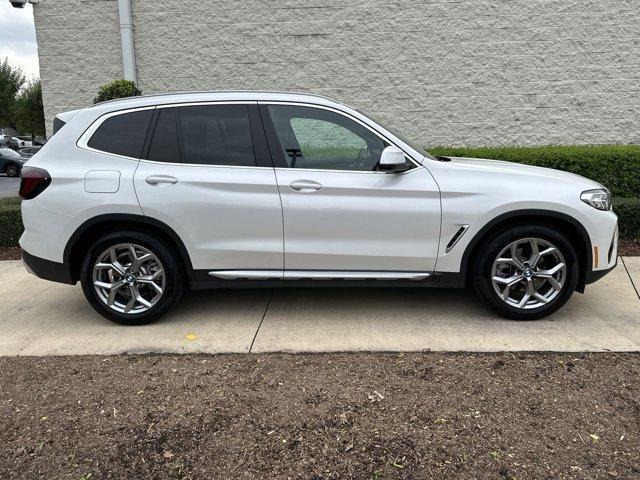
[14,136,33,148]
[19,91,618,325]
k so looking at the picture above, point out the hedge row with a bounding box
[0,197,22,247]
[0,196,638,248]
[613,197,640,240]
[428,144,640,198]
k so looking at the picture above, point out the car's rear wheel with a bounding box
[473,225,579,320]
[5,162,19,177]
[80,231,184,325]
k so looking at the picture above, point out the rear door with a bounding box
[260,103,441,276]
[134,103,284,276]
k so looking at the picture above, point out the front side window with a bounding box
[87,110,153,158]
[266,105,404,171]
[179,104,255,166]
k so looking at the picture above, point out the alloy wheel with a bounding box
[6,164,18,177]
[491,237,566,310]
[92,243,166,314]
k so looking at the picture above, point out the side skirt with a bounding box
[190,270,465,290]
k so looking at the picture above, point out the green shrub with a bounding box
[0,197,23,247]
[93,79,142,104]
[613,197,640,239]
[428,145,640,198]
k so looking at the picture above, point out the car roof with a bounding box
[87,90,347,113]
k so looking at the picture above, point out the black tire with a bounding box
[80,230,184,325]
[472,224,579,320]
[5,162,19,177]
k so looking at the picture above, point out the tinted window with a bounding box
[52,117,66,136]
[179,105,255,166]
[87,110,152,158]
[148,108,180,163]
[267,105,392,171]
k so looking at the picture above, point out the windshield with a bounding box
[0,148,22,159]
[355,109,437,161]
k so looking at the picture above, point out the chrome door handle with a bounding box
[145,175,178,185]
[290,180,322,191]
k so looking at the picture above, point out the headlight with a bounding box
[580,189,611,211]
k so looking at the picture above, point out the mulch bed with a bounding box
[1,353,639,479]
[620,238,640,256]
[0,246,20,261]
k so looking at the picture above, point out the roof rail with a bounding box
[89,90,339,108]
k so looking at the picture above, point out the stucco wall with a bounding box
[33,0,123,135]
[34,0,640,146]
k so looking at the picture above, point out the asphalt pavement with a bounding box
[0,175,19,199]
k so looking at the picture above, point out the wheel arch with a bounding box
[64,214,194,284]
[461,209,591,293]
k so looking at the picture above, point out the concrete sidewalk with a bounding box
[0,259,638,356]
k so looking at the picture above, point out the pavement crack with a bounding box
[621,258,640,301]
[249,290,274,353]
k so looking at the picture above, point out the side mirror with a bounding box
[378,146,410,173]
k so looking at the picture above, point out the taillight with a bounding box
[19,167,51,200]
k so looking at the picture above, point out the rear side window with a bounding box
[179,105,255,166]
[148,108,180,163]
[87,110,153,158]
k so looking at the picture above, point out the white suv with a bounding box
[19,91,618,325]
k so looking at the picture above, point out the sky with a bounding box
[0,2,39,80]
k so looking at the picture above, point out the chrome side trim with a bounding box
[208,270,284,280]
[445,225,470,253]
[208,270,431,280]
[283,271,430,280]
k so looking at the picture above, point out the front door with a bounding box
[134,103,283,275]
[260,103,441,275]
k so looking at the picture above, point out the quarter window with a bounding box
[179,105,256,166]
[266,105,401,171]
[87,110,152,158]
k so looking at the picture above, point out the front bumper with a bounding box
[22,249,75,285]
[583,220,618,286]
[584,262,617,285]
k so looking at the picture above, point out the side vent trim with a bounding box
[445,225,470,253]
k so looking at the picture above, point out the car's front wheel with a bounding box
[473,225,579,320]
[80,231,184,325]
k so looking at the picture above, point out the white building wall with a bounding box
[34,0,640,146]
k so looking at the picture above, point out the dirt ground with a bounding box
[1,353,638,479]
[620,238,640,256]
[0,246,20,261]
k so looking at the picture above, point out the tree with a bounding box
[93,79,142,104]
[0,58,26,128]
[15,80,46,138]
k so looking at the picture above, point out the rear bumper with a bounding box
[22,249,75,285]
